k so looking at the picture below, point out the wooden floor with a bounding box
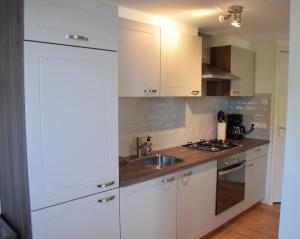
[205,204,280,239]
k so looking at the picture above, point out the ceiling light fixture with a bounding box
[219,6,243,28]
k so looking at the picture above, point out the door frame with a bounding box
[270,45,289,203]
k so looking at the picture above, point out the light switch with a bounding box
[252,122,267,129]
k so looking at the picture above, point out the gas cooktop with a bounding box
[182,139,240,152]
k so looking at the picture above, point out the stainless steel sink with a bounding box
[132,154,184,169]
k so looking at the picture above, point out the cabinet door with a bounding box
[24,0,118,51]
[119,19,160,97]
[177,161,217,239]
[230,46,255,96]
[161,31,202,97]
[31,189,120,239]
[25,42,118,210]
[245,155,268,207]
[120,174,177,239]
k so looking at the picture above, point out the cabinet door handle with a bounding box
[182,171,192,178]
[247,163,254,168]
[98,195,115,203]
[190,90,200,95]
[66,34,89,42]
[162,176,175,183]
[97,181,115,188]
[144,89,158,95]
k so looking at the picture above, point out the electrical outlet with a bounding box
[251,122,267,129]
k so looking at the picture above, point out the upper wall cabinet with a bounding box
[161,30,202,97]
[119,18,161,97]
[24,0,118,51]
[118,18,202,97]
[211,45,255,96]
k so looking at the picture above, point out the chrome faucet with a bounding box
[136,136,152,158]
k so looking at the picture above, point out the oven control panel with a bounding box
[217,153,246,170]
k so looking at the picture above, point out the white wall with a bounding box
[279,0,300,237]
[210,36,251,49]
[252,42,277,94]
[118,7,198,35]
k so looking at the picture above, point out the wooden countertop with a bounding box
[119,138,269,187]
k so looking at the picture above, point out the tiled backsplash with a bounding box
[227,94,271,140]
[119,94,271,156]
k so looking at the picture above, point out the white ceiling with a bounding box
[108,0,290,42]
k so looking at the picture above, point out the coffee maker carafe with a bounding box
[227,114,246,139]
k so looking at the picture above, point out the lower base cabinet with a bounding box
[120,162,217,239]
[120,146,268,239]
[177,161,217,239]
[31,189,120,239]
[245,155,268,208]
[120,173,177,239]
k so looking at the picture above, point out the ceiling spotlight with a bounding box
[219,6,243,27]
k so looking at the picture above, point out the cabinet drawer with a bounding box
[31,189,120,239]
[246,145,268,161]
[24,0,118,51]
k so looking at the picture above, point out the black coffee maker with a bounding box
[227,114,246,139]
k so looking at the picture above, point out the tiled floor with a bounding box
[205,204,280,239]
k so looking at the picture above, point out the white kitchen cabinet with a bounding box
[31,189,120,239]
[177,161,217,239]
[230,46,255,96]
[245,154,268,208]
[120,174,177,239]
[118,18,161,97]
[24,42,118,210]
[24,0,118,51]
[161,30,202,97]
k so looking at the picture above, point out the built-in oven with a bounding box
[216,153,246,215]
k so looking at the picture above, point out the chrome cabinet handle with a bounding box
[144,89,157,95]
[162,176,175,183]
[182,171,192,178]
[247,163,254,168]
[66,34,89,42]
[190,90,200,95]
[98,195,115,203]
[97,181,115,188]
[218,162,245,176]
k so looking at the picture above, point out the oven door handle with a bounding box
[218,162,246,176]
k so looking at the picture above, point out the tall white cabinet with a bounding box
[23,0,120,238]
[24,42,118,210]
